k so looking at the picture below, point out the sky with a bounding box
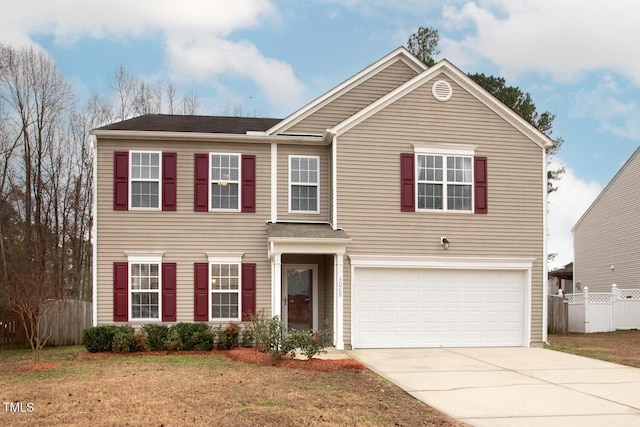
[2,0,639,269]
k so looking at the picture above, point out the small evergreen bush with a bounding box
[83,325,119,353]
[142,324,170,351]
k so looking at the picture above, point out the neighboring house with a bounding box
[573,147,640,293]
[548,262,573,295]
[92,47,553,349]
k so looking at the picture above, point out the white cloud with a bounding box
[571,75,640,140]
[0,0,305,110]
[547,158,601,269]
[441,0,640,85]
[166,37,306,109]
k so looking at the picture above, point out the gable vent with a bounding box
[432,80,452,102]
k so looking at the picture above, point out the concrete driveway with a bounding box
[348,347,640,427]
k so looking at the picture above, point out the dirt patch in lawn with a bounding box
[547,330,640,367]
[12,362,61,372]
[76,348,366,371]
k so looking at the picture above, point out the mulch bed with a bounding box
[74,347,365,372]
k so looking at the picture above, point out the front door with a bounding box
[283,265,317,330]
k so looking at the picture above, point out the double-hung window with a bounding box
[289,156,319,213]
[129,258,161,321]
[130,151,161,209]
[210,153,240,211]
[417,154,473,212]
[210,262,241,321]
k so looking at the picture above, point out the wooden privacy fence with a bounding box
[566,285,640,333]
[547,294,568,334]
[42,299,93,346]
[0,299,92,348]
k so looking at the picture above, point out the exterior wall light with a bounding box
[440,237,449,250]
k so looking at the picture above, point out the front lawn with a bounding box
[547,330,640,367]
[0,346,463,426]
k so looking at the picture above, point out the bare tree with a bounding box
[2,270,65,362]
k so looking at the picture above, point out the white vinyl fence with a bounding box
[567,285,640,333]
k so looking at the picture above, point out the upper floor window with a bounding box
[210,153,240,211]
[130,151,161,209]
[401,145,487,214]
[113,151,176,211]
[417,154,472,211]
[289,156,319,213]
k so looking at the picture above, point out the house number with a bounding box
[338,277,343,297]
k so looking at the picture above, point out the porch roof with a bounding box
[266,222,351,242]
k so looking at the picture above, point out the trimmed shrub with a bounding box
[83,326,119,353]
[284,329,333,360]
[168,322,213,351]
[142,324,170,351]
[111,325,146,353]
[215,323,240,350]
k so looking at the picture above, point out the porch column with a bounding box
[335,253,344,350]
[273,253,282,318]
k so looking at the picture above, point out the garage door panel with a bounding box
[353,267,525,348]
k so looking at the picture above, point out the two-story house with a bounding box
[92,47,553,349]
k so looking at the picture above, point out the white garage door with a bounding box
[352,268,526,348]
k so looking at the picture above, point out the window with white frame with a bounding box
[417,154,473,211]
[129,259,161,320]
[130,151,161,208]
[210,153,240,210]
[210,262,241,320]
[289,156,319,213]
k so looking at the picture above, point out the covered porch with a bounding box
[267,223,350,350]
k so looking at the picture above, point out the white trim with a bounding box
[208,260,242,322]
[91,129,328,145]
[542,148,549,343]
[264,47,427,136]
[288,155,320,214]
[206,252,244,263]
[335,254,344,350]
[269,240,349,256]
[348,255,535,270]
[283,264,319,331]
[129,150,162,210]
[271,142,278,223]
[329,60,554,150]
[209,152,241,212]
[127,255,163,322]
[125,253,165,263]
[412,143,477,156]
[331,135,338,230]
[415,153,474,213]
[91,135,98,326]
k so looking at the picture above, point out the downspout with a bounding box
[91,135,98,326]
[542,147,549,345]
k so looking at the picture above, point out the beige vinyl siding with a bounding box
[287,60,419,135]
[277,143,330,222]
[337,74,545,346]
[96,139,272,325]
[573,149,640,292]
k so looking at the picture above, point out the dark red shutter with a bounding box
[400,153,415,212]
[241,155,256,213]
[162,263,177,322]
[241,263,256,321]
[194,154,209,212]
[162,153,177,211]
[114,152,129,210]
[113,262,128,322]
[194,263,209,321]
[474,156,488,214]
